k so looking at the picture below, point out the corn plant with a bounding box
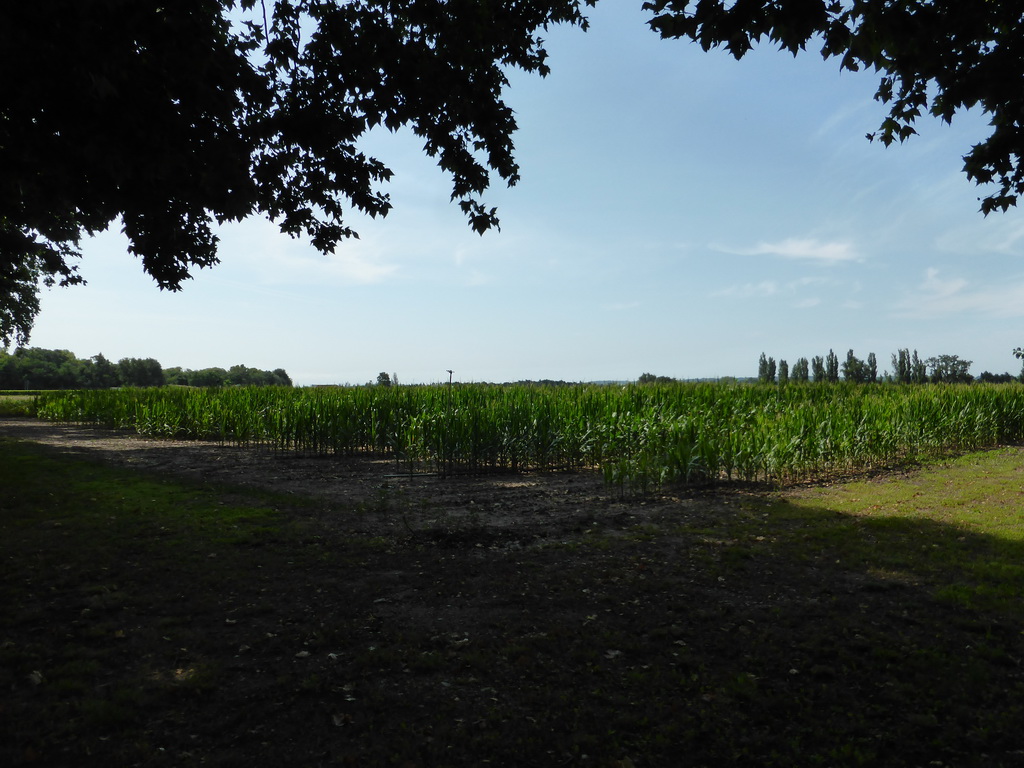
[35,381,1024,491]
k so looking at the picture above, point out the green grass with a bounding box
[0,393,36,416]
[773,447,1024,613]
[0,437,288,765]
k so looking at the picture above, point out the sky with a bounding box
[24,4,1024,385]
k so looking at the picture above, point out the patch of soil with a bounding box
[0,417,697,539]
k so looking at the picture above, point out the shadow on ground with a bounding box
[1,426,1023,767]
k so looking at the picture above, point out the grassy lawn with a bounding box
[0,394,36,417]
[2,437,1024,767]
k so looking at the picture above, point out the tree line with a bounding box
[0,347,291,390]
[756,349,1020,385]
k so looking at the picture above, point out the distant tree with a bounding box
[977,371,1017,384]
[825,350,840,383]
[118,357,165,387]
[227,364,251,386]
[638,372,675,384]
[838,349,877,384]
[1013,347,1024,381]
[791,357,809,382]
[911,350,928,384]
[12,347,82,389]
[757,353,770,383]
[927,354,973,383]
[228,364,272,386]
[0,346,108,388]
[811,356,825,383]
[865,352,878,383]
[163,366,189,386]
[190,367,228,387]
[891,349,912,384]
[377,372,393,387]
[86,353,121,388]
[777,359,789,385]
[841,349,864,383]
[0,348,289,389]
[172,364,291,387]
[0,349,18,388]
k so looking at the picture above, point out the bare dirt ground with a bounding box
[0,417,691,540]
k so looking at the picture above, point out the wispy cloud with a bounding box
[813,98,880,146]
[260,247,399,286]
[921,268,967,299]
[795,297,821,308]
[895,267,1024,318]
[935,217,1024,256]
[713,275,846,304]
[789,276,832,289]
[711,281,779,299]
[715,238,861,264]
[218,218,400,286]
[327,249,400,284]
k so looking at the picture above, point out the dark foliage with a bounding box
[0,0,595,344]
[5,1,1022,345]
[644,0,1024,214]
[0,347,291,389]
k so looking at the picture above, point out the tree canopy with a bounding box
[3,0,1022,346]
[643,0,1024,213]
[0,347,292,389]
[0,0,594,345]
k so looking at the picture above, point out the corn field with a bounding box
[34,382,1024,491]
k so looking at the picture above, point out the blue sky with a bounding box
[26,4,1024,385]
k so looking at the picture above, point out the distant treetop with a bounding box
[0,347,291,390]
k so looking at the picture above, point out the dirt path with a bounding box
[0,416,692,540]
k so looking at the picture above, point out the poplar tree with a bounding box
[825,350,840,383]
[792,357,810,382]
[842,349,864,383]
[811,356,826,383]
[911,350,927,384]
[891,349,912,384]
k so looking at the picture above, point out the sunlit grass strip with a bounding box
[35,382,1024,490]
